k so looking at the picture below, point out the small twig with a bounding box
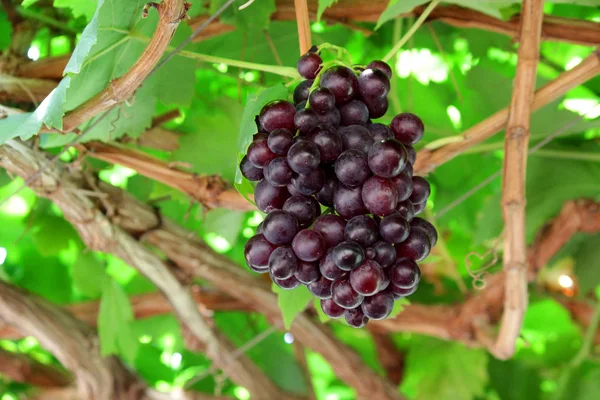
[294,0,312,55]
[264,31,284,67]
[238,0,255,10]
[151,109,181,127]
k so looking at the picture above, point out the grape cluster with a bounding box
[241,50,437,328]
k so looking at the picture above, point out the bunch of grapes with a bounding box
[241,48,437,328]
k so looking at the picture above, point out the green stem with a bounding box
[382,0,442,63]
[16,6,78,34]
[572,302,600,367]
[530,149,600,162]
[389,18,403,115]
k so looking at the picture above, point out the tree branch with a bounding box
[294,0,312,55]
[0,74,57,104]
[0,348,72,388]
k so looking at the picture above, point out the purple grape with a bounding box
[362,176,398,216]
[309,126,343,163]
[256,221,264,234]
[391,113,424,145]
[291,168,325,195]
[344,215,379,248]
[309,87,335,113]
[395,229,431,261]
[379,213,410,244]
[320,66,359,104]
[253,132,269,141]
[316,108,341,127]
[409,176,431,204]
[292,229,326,262]
[380,270,390,291]
[368,138,407,178]
[259,100,296,133]
[332,241,364,271]
[333,184,368,219]
[413,201,426,215]
[321,298,346,319]
[244,234,277,271]
[361,291,394,320]
[283,195,321,228]
[339,100,369,126]
[345,307,369,328]
[273,275,301,289]
[365,248,376,259]
[264,157,293,187]
[295,261,320,284]
[367,60,392,80]
[404,162,414,177]
[389,283,418,299]
[293,80,313,104]
[267,129,293,155]
[335,149,371,188]
[396,200,415,222]
[390,258,421,289]
[308,276,333,299]
[287,141,321,174]
[240,155,264,181]
[286,182,304,197]
[255,179,290,213]
[405,145,416,165]
[332,279,364,309]
[247,138,277,168]
[269,246,298,279]
[350,260,385,295]
[368,123,393,142]
[316,168,338,207]
[390,172,413,202]
[358,68,390,100]
[298,52,322,79]
[248,263,269,274]
[371,241,396,268]
[294,108,319,133]
[364,97,389,119]
[313,214,347,248]
[339,125,373,153]
[410,218,438,246]
[320,249,349,280]
[262,210,299,245]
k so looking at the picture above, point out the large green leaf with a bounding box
[272,283,313,330]
[376,0,428,30]
[72,252,108,298]
[54,0,99,20]
[317,0,339,21]
[210,0,276,32]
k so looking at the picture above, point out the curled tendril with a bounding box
[464,235,502,290]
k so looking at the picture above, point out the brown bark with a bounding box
[372,333,405,385]
[0,74,57,104]
[0,348,72,388]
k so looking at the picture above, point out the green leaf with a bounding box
[0,10,12,51]
[54,0,99,20]
[488,359,542,400]
[389,297,409,319]
[203,208,245,246]
[272,283,313,329]
[314,298,330,323]
[31,214,79,256]
[573,234,600,295]
[596,286,600,302]
[317,0,339,21]
[376,0,427,30]
[210,0,276,31]
[72,252,108,298]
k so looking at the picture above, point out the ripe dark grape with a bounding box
[247,138,277,168]
[320,66,359,104]
[339,100,369,126]
[264,157,293,187]
[309,127,343,163]
[268,247,298,279]
[350,260,385,296]
[339,125,373,154]
[344,215,379,248]
[390,172,413,202]
[404,162,414,177]
[390,258,421,289]
[293,80,313,104]
[409,176,431,204]
[316,108,341,127]
[244,234,276,271]
[240,155,264,181]
[295,261,320,284]
[335,149,370,188]
[296,100,307,111]
[405,145,417,165]
[253,132,269,141]
[259,100,296,133]
[291,168,325,195]
[268,129,293,155]
[294,108,319,133]
[308,87,335,113]
[389,284,417,299]
[358,68,390,100]
[371,241,396,268]
[316,169,338,207]
[262,210,299,245]
[308,276,333,299]
[273,275,301,290]
[391,113,424,145]
[361,176,398,216]
[255,179,290,213]
[332,279,364,309]
[367,60,392,80]
[368,138,407,178]
[364,97,388,119]
[380,270,390,291]
[321,298,346,319]
[292,229,326,262]
[313,214,347,248]
[334,184,367,219]
[361,291,394,320]
[379,213,410,244]
[287,141,321,174]
[396,200,415,222]
[365,248,376,259]
[283,195,321,228]
[332,241,364,271]
[411,218,438,246]
[395,229,431,262]
[345,307,369,328]
[287,182,304,197]
[368,123,393,142]
[298,52,322,79]
[413,201,426,215]
[320,249,349,280]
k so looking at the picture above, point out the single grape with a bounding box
[389,283,418,299]
[339,100,370,126]
[287,141,321,174]
[293,80,313,104]
[335,149,371,188]
[295,261,320,284]
[332,241,364,271]
[321,298,346,319]
[268,246,298,279]
[368,123,393,142]
[390,258,421,289]
[262,210,299,245]
[379,213,410,244]
[332,279,364,309]
[253,132,269,141]
[316,108,341,127]
[350,259,385,296]
[362,176,398,216]
[287,182,304,197]
[248,263,269,274]
[358,68,390,100]
[404,162,414,177]
[259,100,296,133]
[255,179,290,213]
[292,229,326,262]
[366,60,392,80]
[316,168,338,207]
[320,249,349,280]
[264,157,293,187]
[256,221,264,234]
[273,275,301,290]
[308,276,333,299]
[308,87,336,113]
[309,126,343,163]
[365,248,376,259]
[283,195,321,228]
[390,172,413,202]
[379,269,390,291]
[320,66,359,104]
[371,241,396,268]
[395,229,431,262]
[296,100,307,111]
[396,200,415,222]
[333,184,368,219]
[405,145,416,165]
[344,215,379,248]
[291,168,325,195]
[244,234,277,271]
[298,52,322,79]
[345,307,369,328]
[368,138,407,178]
[247,138,277,168]
[412,201,426,215]
[339,125,373,154]
[364,96,388,119]
[409,176,431,204]
[240,155,264,181]
[410,218,438,246]
[294,108,319,133]
[361,291,394,320]
[267,129,293,156]
[391,113,424,145]
[313,214,347,248]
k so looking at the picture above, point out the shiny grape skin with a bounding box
[262,210,299,245]
[344,215,379,248]
[335,149,371,188]
[240,155,264,181]
[247,138,277,168]
[333,184,368,220]
[367,60,392,80]
[292,229,326,262]
[316,108,341,127]
[244,234,277,270]
[296,100,307,111]
[295,261,320,284]
[331,241,365,271]
[283,195,321,228]
[361,291,394,320]
[291,168,325,195]
[308,87,336,114]
[316,168,338,207]
[298,52,322,79]
[364,97,389,119]
[320,66,359,105]
[368,123,393,142]
[339,125,374,154]
[371,241,396,268]
[410,217,438,246]
[264,157,293,187]
[321,298,346,319]
[313,214,347,248]
[273,275,301,290]
[339,100,370,126]
[413,200,427,215]
[309,126,344,164]
[390,112,425,145]
[349,259,385,296]
[367,138,407,178]
[379,212,410,244]
[361,176,399,217]
[404,162,414,178]
[294,108,319,134]
[287,141,321,174]
[389,283,418,299]
[293,80,313,104]
[405,145,417,165]
[358,68,390,100]
[267,129,294,155]
[332,279,364,309]
[390,258,421,289]
[308,275,334,299]
[268,246,298,279]
[345,307,369,328]
[395,200,416,222]
[390,172,414,202]
[254,179,290,213]
[320,249,349,280]
[395,229,431,262]
[409,176,431,204]
[259,100,297,133]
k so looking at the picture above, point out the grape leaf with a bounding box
[572,234,600,295]
[210,0,276,32]
[376,0,427,30]
[317,0,339,21]
[31,214,79,256]
[488,359,542,400]
[54,0,99,20]
[0,10,12,51]
[203,208,245,246]
[72,252,108,298]
[272,283,313,329]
